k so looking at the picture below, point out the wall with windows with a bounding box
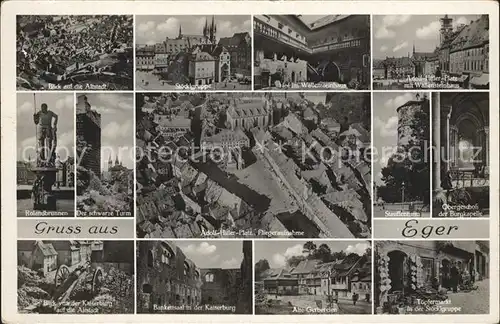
[200,268,241,306]
[137,241,202,313]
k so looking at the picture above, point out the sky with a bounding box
[136,15,251,45]
[17,93,74,162]
[254,240,371,268]
[82,93,135,170]
[175,241,244,269]
[297,15,329,25]
[372,92,427,185]
[373,15,481,59]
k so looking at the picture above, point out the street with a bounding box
[448,279,489,314]
[136,71,251,90]
[258,294,371,314]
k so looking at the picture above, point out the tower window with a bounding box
[205,273,215,282]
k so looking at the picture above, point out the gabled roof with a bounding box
[36,241,58,256]
[291,259,321,274]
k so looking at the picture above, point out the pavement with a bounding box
[447,279,490,314]
[136,71,251,90]
[262,294,371,314]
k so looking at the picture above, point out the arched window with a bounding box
[205,273,215,282]
[184,261,190,276]
[160,243,175,265]
[147,250,154,268]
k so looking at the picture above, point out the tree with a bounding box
[254,259,270,281]
[331,250,347,261]
[287,255,306,268]
[312,243,332,262]
[302,241,317,256]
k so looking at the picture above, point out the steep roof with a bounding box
[291,259,321,274]
[36,241,58,256]
[450,15,489,52]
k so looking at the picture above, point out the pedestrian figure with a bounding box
[352,292,359,305]
[450,263,459,292]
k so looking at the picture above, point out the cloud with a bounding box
[95,93,133,112]
[375,15,410,40]
[375,26,395,39]
[382,15,411,27]
[242,19,251,31]
[157,17,180,34]
[345,242,370,256]
[183,242,217,255]
[102,121,133,139]
[18,101,34,115]
[272,253,286,267]
[221,257,240,268]
[271,244,307,268]
[416,21,441,40]
[453,16,468,29]
[384,93,413,110]
[284,244,306,258]
[374,116,399,138]
[380,45,388,52]
[55,95,74,112]
[392,41,409,52]
[138,21,156,32]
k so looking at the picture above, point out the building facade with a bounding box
[76,95,101,178]
[253,15,370,88]
[375,241,489,311]
[137,241,203,313]
[226,101,271,130]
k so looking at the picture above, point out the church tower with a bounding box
[209,15,217,44]
[108,154,113,171]
[178,24,182,39]
[439,14,453,44]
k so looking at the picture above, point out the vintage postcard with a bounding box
[1,1,498,324]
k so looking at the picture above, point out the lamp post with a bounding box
[402,181,405,203]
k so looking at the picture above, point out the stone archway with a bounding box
[387,250,408,293]
[321,61,341,83]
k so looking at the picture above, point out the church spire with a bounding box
[413,43,416,54]
[203,18,208,37]
[210,15,216,43]
[115,154,119,166]
[178,24,182,39]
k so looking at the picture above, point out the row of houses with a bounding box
[374,15,489,88]
[17,240,104,275]
[259,253,371,301]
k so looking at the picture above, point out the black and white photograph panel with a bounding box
[375,240,490,314]
[372,15,489,90]
[76,93,134,217]
[17,93,75,217]
[254,240,372,314]
[17,240,135,314]
[136,240,252,314]
[253,15,370,90]
[135,92,371,239]
[373,92,431,218]
[135,15,252,90]
[431,92,489,218]
[16,15,134,91]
